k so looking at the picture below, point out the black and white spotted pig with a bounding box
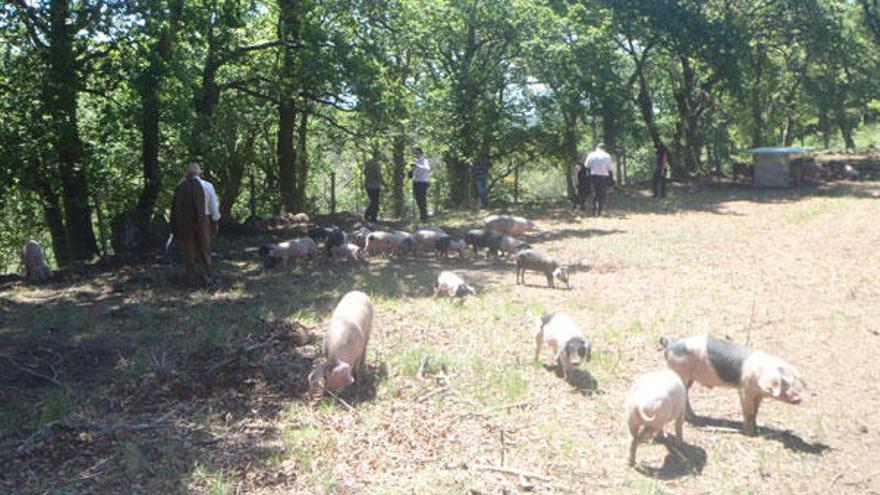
[660,334,804,436]
[534,312,591,382]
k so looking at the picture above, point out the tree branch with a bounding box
[224,81,279,104]
[10,0,48,49]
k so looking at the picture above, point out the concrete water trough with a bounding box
[746,147,811,187]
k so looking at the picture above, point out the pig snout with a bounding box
[781,378,803,405]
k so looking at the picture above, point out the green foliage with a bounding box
[0,0,878,267]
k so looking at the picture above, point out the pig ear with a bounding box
[331,362,354,386]
[758,372,782,398]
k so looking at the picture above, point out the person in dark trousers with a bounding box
[364,154,386,222]
[571,150,591,211]
[472,153,491,208]
[410,147,431,221]
[585,143,615,216]
[653,144,668,199]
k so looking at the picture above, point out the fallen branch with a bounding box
[461,462,551,482]
[416,385,450,403]
[3,355,61,386]
[454,401,532,422]
[13,411,175,458]
[319,387,357,413]
[14,420,65,456]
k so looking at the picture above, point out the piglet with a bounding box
[331,243,368,264]
[484,214,537,236]
[465,229,495,255]
[365,231,413,257]
[308,226,346,257]
[625,369,687,466]
[434,271,476,299]
[515,250,569,289]
[534,312,590,382]
[487,234,529,258]
[436,237,467,259]
[660,334,804,436]
[308,291,373,392]
[260,237,318,267]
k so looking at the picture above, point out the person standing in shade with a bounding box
[170,162,220,285]
[571,150,591,211]
[472,153,491,208]
[410,147,431,221]
[585,143,615,216]
[364,154,387,223]
[653,144,668,199]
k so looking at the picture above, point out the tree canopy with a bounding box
[1,0,878,269]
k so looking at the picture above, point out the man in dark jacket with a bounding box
[170,163,218,285]
[364,154,387,222]
[571,150,591,211]
[471,153,491,208]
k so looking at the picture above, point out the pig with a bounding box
[465,228,501,255]
[434,271,476,299]
[288,212,310,224]
[21,240,53,283]
[413,229,449,255]
[486,234,530,258]
[308,291,373,392]
[331,243,368,264]
[308,226,347,257]
[415,225,446,235]
[659,334,804,436]
[534,312,591,382]
[625,369,687,466]
[436,237,467,259]
[365,231,414,257]
[351,225,374,249]
[483,214,537,236]
[259,237,317,267]
[514,250,569,289]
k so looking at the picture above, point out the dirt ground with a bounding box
[2,179,880,494]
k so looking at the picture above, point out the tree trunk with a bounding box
[134,0,183,233]
[818,107,831,149]
[277,100,298,214]
[277,0,300,214]
[218,130,257,221]
[192,45,221,164]
[635,64,662,150]
[391,132,406,217]
[47,0,97,263]
[37,178,70,266]
[750,56,765,149]
[561,111,578,200]
[294,109,309,209]
[671,56,702,176]
[136,67,162,231]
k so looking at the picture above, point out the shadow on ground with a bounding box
[689,415,831,455]
[637,435,708,479]
[542,364,598,395]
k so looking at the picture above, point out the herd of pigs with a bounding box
[262,214,805,467]
[17,214,806,468]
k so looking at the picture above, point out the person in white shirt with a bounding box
[410,147,431,220]
[170,162,220,285]
[585,143,615,216]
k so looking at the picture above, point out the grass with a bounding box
[3,178,880,494]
